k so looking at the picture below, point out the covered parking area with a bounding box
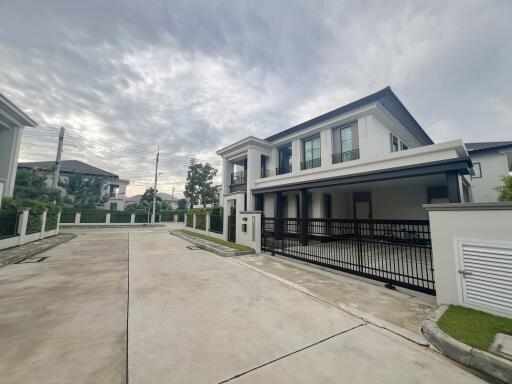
[254,157,473,294]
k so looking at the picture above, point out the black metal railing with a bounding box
[209,214,223,234]
[0,210,19,239]
[300,158,321,170]
[332,149,360,164]
[276,164,292,175]
[230,170,247,185]
[262,217,434,295]
[261,169,271,178]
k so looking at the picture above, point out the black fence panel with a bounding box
[262,217,435,295]
[0,211,19,239]
[209,215,223,234]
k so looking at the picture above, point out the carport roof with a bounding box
[252,157,472,194]
[0,92,37,129]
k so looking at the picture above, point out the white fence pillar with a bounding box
[40,209,48,239]
[130,213,135,224]
[106,212,111,224]
[56,211,62,234]
[206,214,211,232]
[237,211,262,253]
[174,214,178,223]
[184,213,187,226]
[17,208,30,245]
[193,214,197,229]
[75,212,81,225]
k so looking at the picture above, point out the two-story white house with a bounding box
[217,87,474,225]
[18,160,130,211]
[216,87,510,295]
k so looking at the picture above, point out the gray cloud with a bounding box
[1,0,511,195]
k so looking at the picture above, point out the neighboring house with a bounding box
[0,92,37,206]
[217,87,509,231]
[126,192,180,209]
[465,142,512,202]
[18,160,129,210]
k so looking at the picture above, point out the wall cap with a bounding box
[240,211,263,214]
[424,202,512,211]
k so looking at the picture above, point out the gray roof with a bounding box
[264,86,433,145]
[466,141,512,153]
[0,92,37,129]
[18,160,118,178]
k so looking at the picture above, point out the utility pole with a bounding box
[151,146,160,224]
[52,127,65,189]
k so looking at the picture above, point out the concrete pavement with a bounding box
[0,226,488,383]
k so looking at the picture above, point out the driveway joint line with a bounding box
[217,324,365,383]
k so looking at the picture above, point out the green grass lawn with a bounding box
[181,230,253,252]
[438,305,512,351]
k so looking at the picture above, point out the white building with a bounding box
[216,86,510,244]
[464,142,512,202]
[18,160,129,210]
[0,92,37,205]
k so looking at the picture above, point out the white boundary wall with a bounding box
[0,208,61,251]
[425,202,512,316]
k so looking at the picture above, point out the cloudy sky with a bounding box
[1,0,511,196]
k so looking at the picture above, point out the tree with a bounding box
[177,198,188,210]
[14,169,61,202]
[59,173,109,208]
[497,175,512,201]
[184,163,218,208]
[140,187,162,211]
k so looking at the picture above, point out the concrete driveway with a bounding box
[0,226,486,383]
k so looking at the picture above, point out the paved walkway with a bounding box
[0,226,487,383]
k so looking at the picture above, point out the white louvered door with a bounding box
[457,239,512,318]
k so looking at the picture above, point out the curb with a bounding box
[422,305,512,383]
[170,230,254,257]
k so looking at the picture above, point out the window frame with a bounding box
[302,134,321,163]
[471,162,482,179]
[278,143,293,173]
[340,126,353,154]
[390,134,399,152]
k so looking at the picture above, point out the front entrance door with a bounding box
[353,192,372,219]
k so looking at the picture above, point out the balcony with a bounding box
[261,169,271,178]
[300,158,321,170]
[276,164,292,176]
[332,149,360,164]
[230,170,247,193]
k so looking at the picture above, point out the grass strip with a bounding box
[181,229,253,252]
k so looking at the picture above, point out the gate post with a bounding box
[300,189,309,246]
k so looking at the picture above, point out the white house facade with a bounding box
[18,160,130,211]
[0,92,37,205]
[215,87,509,295]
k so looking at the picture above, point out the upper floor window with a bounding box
[302,135,321,170]
[400,142,409,151]
[471,162,482,179]
[341,127,353,153]
[277,144,292,175]
[332,124,360,164]
[390,134,399,152]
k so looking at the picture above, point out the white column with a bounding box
[130,213,135,224]
[246,147,260,211]
[56,211,62,233]
[206,214,211,232]
[320,128,332,167]
[75,212,81,225]
[193,214,197,229]
[17,208,30,244]
[106,212,111,224]
[173,214,178,223]
[40,209,48,239]
[291,139,301,174]
[5,126,23,197]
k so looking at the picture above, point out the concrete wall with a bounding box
[425,203,512,316]
[373,186,429,220]
[469,151,510,202]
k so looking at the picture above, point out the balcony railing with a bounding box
[230,170,247,185]
[300,158,321,170]
[261,169,271,178]
[276,164,292,175]
[332,149,360,164]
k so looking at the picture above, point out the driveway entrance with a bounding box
[0,226,484,383]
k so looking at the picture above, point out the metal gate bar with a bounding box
[261,217,435,295]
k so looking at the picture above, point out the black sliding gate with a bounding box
[262,217,435,295]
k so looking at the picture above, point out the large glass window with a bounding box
[471,162,482,179]
[278,144,292,174]
[301,136,321,170]
[340,127,353,153]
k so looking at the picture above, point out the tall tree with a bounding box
[59,173,109,208]
[177,198,188,210]
[184,163,218,208]
[14,168,61,202]
[497,175,512,201]
[140,187,162,211]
